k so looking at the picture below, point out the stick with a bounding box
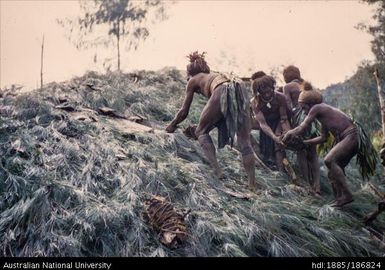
[374,68,385,141]
[40,34,45,90]
[368,183,385,200]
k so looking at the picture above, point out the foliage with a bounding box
[57,0,169,70]
[355,122,379,180]
[323,63,385,134]
[359,0,385,63]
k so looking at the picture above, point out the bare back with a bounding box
[283,81,301,109]
[167,72,231,132]
[188,73,225,98]
[305,103,354,137]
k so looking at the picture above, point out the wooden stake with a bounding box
[40,34,45,90]
[374,67,385,141]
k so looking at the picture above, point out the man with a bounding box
[282,66,321,195]
[249,71,267,131]
[282,65,303,110]
[250,75,291,172]
[282,87,377,207]
[166,51,262,191]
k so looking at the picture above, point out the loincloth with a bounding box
[334,125,357,143]
[260,116,280,161]
[209,75,230,93]
[334,122,378,180]
[216,79,249,149]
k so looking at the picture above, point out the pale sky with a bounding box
[0,0,376,90]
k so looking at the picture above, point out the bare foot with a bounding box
[291,179,300,186]
[311,191,322,199]
[331,196,354,207]
[309,187,322,197]
[248,183,261,192]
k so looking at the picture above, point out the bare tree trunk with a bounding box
[117,20,120,71]
[374,68,385,139]
[40,34,45,89]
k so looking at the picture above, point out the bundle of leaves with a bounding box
[355,122,379,180]
[0,68,384,257]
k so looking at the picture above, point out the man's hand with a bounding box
[274,135,286,148]
[165,124,177,133]
[286,135,307,151]
[303,140,310,146]
[282,130,295,144]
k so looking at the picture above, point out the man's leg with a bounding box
[297,150,310,183]
[308,145,321,195]
[197,133,223,178]
[274,124,286,173]
[328,170,342,202]
[275,149,286,172]
[195,92,224,179]
[330,162,353,207]
[249,134,261,158]
[242,144,257,190]
[235,134,270,171]
[237,119,257,191]
[324,135,358,207]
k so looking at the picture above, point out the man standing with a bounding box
[282,66,321,195]
[250,75,291,172]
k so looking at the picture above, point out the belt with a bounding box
[339,125,357,140]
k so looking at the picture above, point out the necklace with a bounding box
[261,91,275,109]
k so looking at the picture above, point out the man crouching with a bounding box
[166,51,264,191]
[282,85,377,207]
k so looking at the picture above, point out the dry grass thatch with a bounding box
[0,68,384,257]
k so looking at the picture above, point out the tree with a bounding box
[374,67,385,138]
[359,0,385,63]
[359,0,385,140]
[323,62,383,134]
[58,0,169,71]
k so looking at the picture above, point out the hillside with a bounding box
[0,69,384,257]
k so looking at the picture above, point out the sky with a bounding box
[0,0,377,90]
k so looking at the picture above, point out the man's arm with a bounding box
[166,82,195,133]
[283,83,296,111]
[253,109,280,143]
[281,119,291,134]
[283,106,318,142]
[278,97,291,133]
[303,125,328,145]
